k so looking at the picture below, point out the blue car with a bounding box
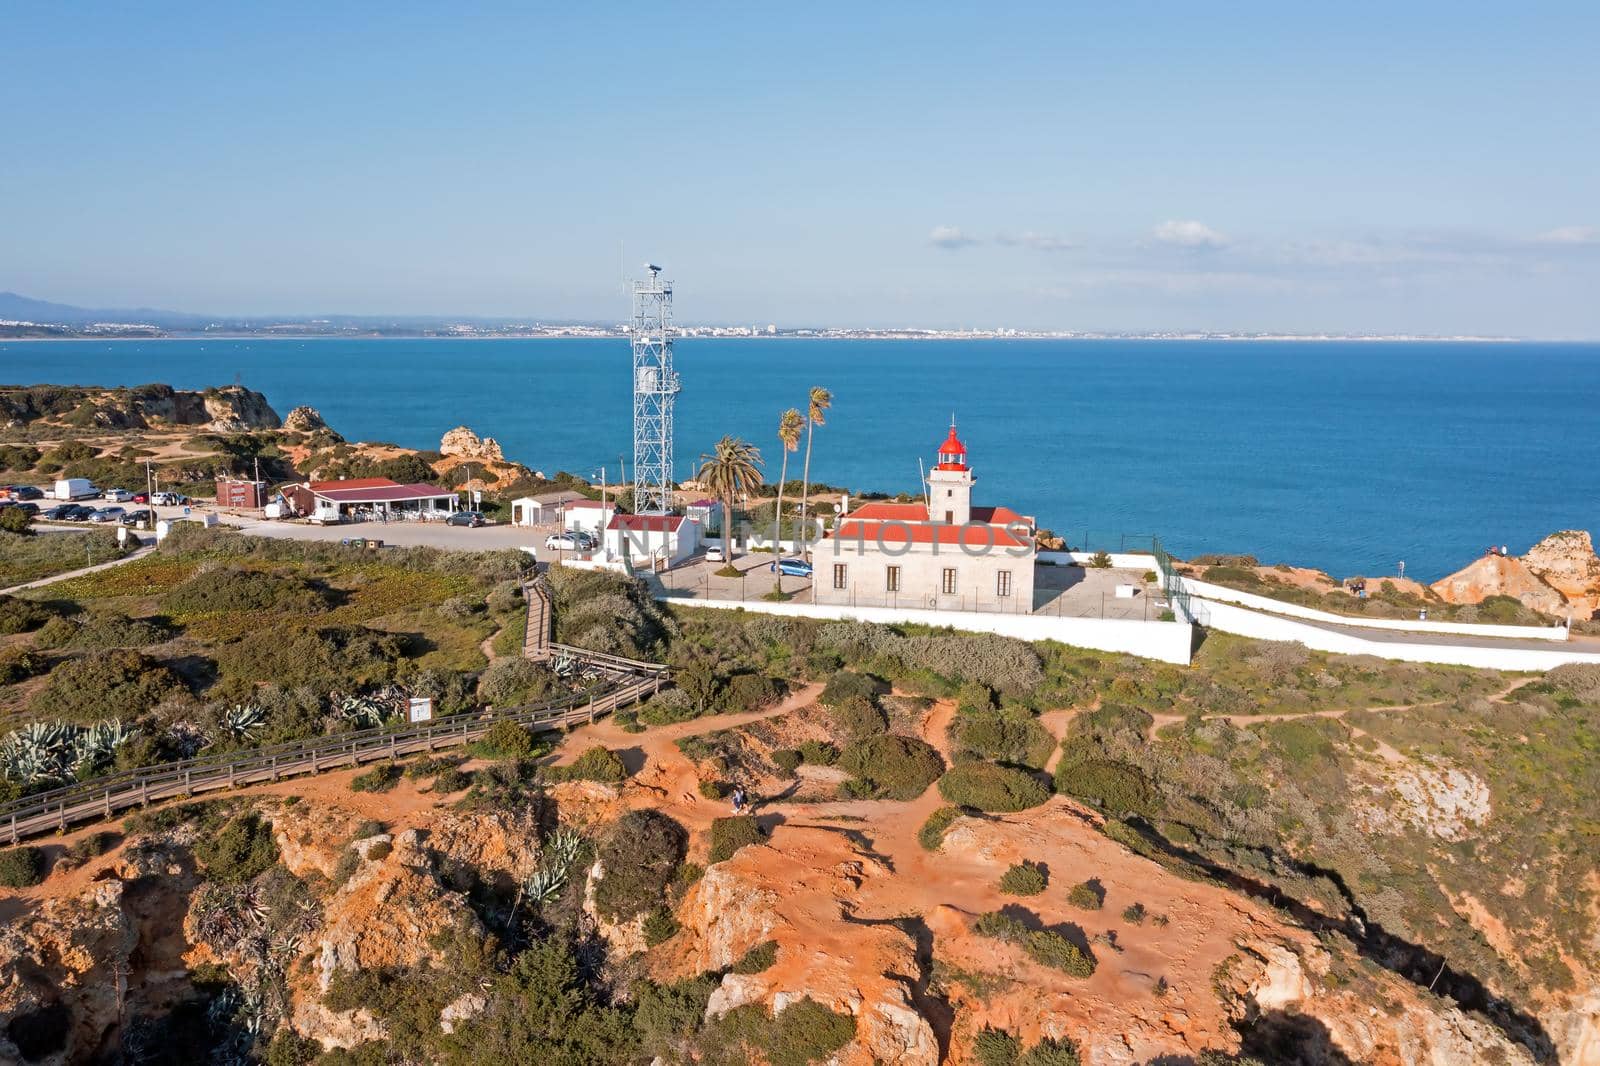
[770,557,813,578]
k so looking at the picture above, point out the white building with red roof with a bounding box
[604,511,701,568]
[286,478,458,523]
[813,424,1035,612]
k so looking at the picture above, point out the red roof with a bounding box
[313,482,454,503]
[848,501,929,521]
[831,519,1030,548]
[309,477,400,491]
[935,425,969,471]
[607,513,685,532]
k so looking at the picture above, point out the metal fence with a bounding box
[1153,537,1209,626]
[3,659,666,844]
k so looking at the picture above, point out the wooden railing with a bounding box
[523,578,552,661]
[2,660,666,845]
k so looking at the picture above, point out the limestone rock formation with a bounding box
[440,425,504,463]
[1429,553,1568,615]
[198,385,281,431]
[1522,529,1600,618]
[0,880,140,1064]
[283,404,340,439]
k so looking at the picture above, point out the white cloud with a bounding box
[995,230,1076,252]
[1152,219,1228,249]
[929,225,980,249]
[1535,225,1600,245]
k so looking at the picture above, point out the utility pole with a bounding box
[144,460,155,531]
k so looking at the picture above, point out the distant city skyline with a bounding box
[3,3,1598,337]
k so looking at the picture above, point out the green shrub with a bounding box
[193,812,278,883]
[821,670,884,707]
[724,672,782,711]
[837,734,944,800]
[164,567,333,615]
[973,1027,1021,1066]
[643,906,679,946]
[593,810,687,922]
[1066,881,1103,910]
[999,860,1047,896]
[973,910,1096,978]
[633,975,717,1059]
[213,623,403,692]
[1122,902,1147,924]
[771,748,803,775]
[1053,757,1157,816]
[798,739,838,765]
[430,766,470,792]
[350,764,401,793]
[30,648,187,723]
[1088,552,1112,569]
[476,720,535,760]
[68,831,120,862]
[826,695,887,740]
[938,761,1049,812]
[918,805,964,851]
[56,612,174,650]
[266,1028,322,1066]
[476,657,555,707]
[730,939,778,974]
[767,997,857,1066]
[1020,1036,1082,1066]
[709,815,764,864]
[547,745,627,784]
[950,709,1055,769]
[0,845,46,887]
[0,645,45,685]
[0,594,55,634]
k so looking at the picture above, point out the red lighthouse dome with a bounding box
[935,424,968,471]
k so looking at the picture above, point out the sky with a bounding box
[3,2,1599,336]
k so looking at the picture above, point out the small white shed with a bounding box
[562,499,616,537]
[604,513,700,568]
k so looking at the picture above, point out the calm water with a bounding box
[3,337,1597,580]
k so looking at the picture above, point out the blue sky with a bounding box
[4,2,1598,335]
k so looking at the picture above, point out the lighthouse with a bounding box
[927,421,973,525]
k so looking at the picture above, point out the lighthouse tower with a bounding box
[927,421,974,525]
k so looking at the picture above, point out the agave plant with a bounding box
[219,703,267,742]
[72,719,139,768]
[0,720,79,786]
[334,694,392,730]
[523,827,584,905]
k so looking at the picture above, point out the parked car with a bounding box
[705,546,725,563]
[7,486,43,501]
[102,488,134,503]
[544,532,591,551]
[3,502,40,517]
[119,509,152,526]
[63,504,98,521]
[40,503,77,521]
[770,557,814,578]
[445,510,487,527]
[150,491,179,507]
[132,492,149,504]
[89,506,126,523]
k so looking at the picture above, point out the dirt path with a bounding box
[1,539,155,595]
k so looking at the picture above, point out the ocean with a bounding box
[3,337,1597,581]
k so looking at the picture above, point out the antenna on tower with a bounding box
[631,264,679,515]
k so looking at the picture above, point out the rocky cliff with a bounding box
[0,383,280,432]
[1431,529,1600,619]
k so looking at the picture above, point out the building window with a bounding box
[997,570,1012,597]
[833,564,848,590]
[941,567,957,595]
[886,565,901,592]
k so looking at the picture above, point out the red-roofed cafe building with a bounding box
[813,425,1036,611]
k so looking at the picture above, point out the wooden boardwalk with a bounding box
[2,649,668,845]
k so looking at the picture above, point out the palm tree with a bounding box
[696,436,764,566]
[772,408,805,588]
[798,386,832,539]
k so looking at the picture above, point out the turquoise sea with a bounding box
[3,337,1597,581]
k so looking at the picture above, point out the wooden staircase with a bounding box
[522,577,553,661]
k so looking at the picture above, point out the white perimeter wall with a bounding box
[1195,597,1600,671]
[665,596,1195,665]
[1177,576,1570,641]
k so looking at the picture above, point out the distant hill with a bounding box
[0,291,207,328]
